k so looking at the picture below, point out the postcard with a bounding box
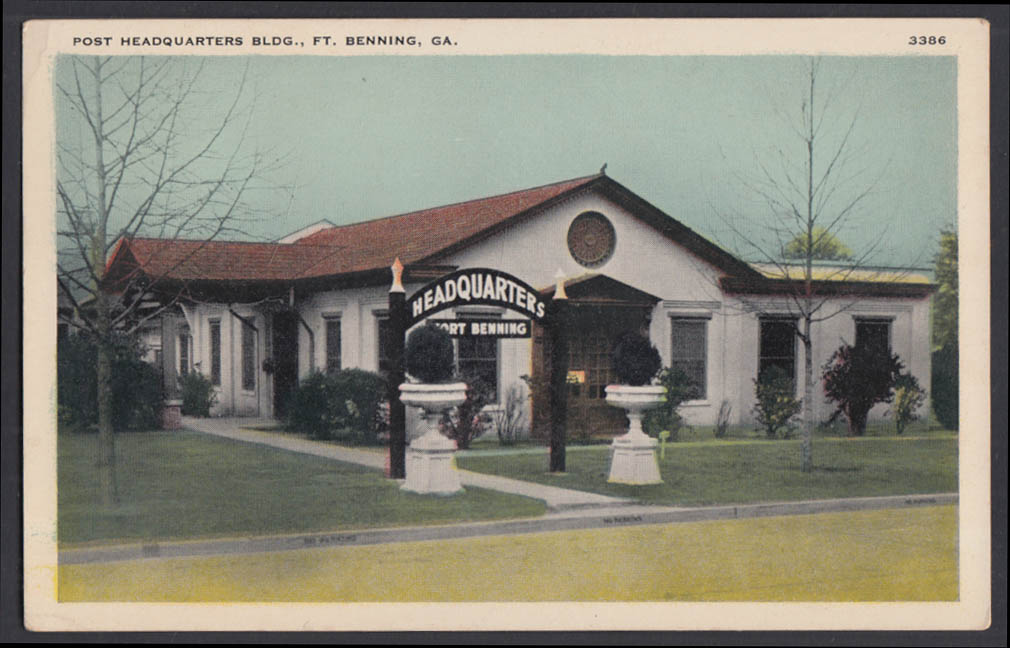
[22,16,992,632]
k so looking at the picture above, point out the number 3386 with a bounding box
[909,35,946,45]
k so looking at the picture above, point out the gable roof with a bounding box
[104,173,930,299]
[107,173,765,288]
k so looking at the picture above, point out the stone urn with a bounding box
[605,384,665,484]
[399,382,468,495]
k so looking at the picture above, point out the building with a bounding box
[102,173,934,433]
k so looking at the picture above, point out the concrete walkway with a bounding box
[181,417,631,511]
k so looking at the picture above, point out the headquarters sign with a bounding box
[407,268,548,328]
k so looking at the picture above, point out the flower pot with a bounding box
[398,382,467,494]
[604,384,664,484]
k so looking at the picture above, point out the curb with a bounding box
[59,492,957,566]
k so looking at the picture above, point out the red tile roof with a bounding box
[108,174,601,283]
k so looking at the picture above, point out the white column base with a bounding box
[401,430,463,495]
[607,433,663,485]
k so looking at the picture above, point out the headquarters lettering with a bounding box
[410,272,546,321]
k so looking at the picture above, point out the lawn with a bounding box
[58,430,546,546]
[59,505,957,602]
[456,435,958,506]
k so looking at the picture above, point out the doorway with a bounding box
[530,275,658,441]
[272,311,299,418]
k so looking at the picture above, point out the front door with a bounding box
[531,304,651,440]
[565,305,648,438]
[272,311,299,418]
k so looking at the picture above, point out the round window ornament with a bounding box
[567,211,616,268]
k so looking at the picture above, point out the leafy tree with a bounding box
[56,57,279,504]
[783,226,853,260]
[822,343,903,436]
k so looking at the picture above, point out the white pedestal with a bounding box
[605,385,664,485]
[608,433,663,484]
[400,382,466,495]
[402,428,462,495]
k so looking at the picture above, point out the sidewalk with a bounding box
[181,416,631,511]
[60,492,957,565]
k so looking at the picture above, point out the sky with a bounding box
[55,54,958,269]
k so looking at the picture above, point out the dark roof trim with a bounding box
[719,276,935,299]
[540,274,662,306]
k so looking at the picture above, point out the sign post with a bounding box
[387,258,408,479]
[548,270,569,473]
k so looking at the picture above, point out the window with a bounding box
[241,318,256,391]
[178,333,190,376]
[671,317,707,399]
[759,318,797,384]
[376,314,392,374]
[325,317,342,375]
[209,320,221,386]
[855,318,891,356]
[457,314,500,401]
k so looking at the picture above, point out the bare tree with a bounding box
[56,56,282,504]
[716,58,904,473]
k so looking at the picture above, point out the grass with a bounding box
[59,505,957,602]
[457,434,957,506]
[58,430,546,546]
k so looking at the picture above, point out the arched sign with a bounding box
[407,267,548,328]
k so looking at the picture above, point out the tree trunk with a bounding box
[848,406,868,437]
[96,328,118,506]
[801,318,814,473]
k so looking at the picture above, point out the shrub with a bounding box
[57,332,162,432]
[489,383,530,446]
[439,375,493,449]
[405,323,455,383]
[643,366,698,441]
[892,373,927,435]
[180,371,217,417]
[821,343,903,436]
[931,343,958,430]
[285,369,387,443]
[285,371,337,439]
[611,332,661,386]
[752,366,802,439]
